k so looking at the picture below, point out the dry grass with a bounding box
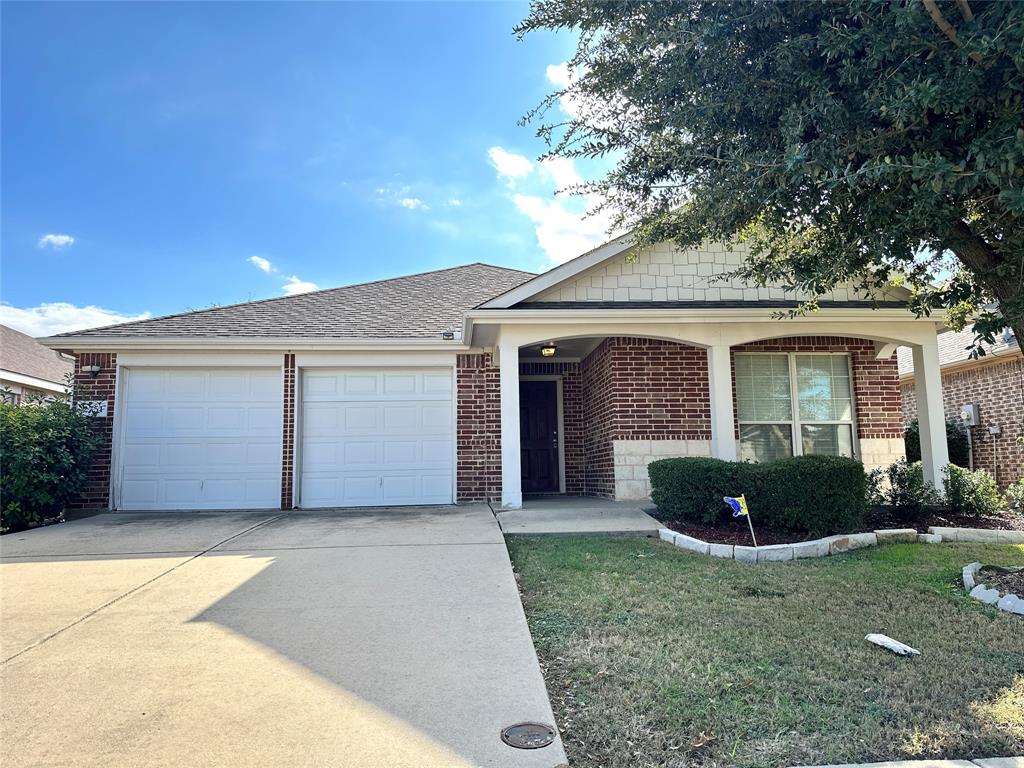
[508,538,1024,768]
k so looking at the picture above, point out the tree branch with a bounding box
[956,0,974,23]
[921,0,983,63]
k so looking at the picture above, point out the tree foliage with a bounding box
[516,0,1024,346]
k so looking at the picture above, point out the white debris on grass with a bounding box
[865,633,920,656]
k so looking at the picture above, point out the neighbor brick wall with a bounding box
[456,353,502,502]
[901,355,1024,488]
[732,336,904,440]
[69,352,116,509]
[280,353,296,509]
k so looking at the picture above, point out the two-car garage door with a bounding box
[117,366,454,510]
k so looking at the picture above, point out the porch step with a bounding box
[492,499,662,536]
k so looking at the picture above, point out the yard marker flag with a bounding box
[723,494,758,547]
[723,495,749,517]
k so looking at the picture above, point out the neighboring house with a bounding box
[41,237,951,512]
[0,324,74,403]
[898,327,1023,488]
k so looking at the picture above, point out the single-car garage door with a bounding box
[118,368,283,510]
[299,368,453,507]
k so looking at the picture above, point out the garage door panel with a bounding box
[118,368,282,511]
[299,368,453,508]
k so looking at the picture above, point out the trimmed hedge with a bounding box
[648,455,867,536]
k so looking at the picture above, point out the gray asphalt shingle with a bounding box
[54,263,535,339]
[897,326,1019,376]
[1,325,75,384]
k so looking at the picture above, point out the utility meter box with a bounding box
[960,403,980,427]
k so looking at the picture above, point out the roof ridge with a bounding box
[52,262,538,337]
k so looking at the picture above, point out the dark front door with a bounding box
[520,380,560,494]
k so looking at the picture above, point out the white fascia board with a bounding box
[36,336,472,352]
[0,370,68,392]
[295,351,460,367]
[116,352,286,368]
[466,306,942,325]
[477,234,635,309]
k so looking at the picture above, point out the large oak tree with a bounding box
[517,0,1024,348]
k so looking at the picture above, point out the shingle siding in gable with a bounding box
[529,241,905,305]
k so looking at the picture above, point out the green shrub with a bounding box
[869,459,943,523]
[648,454,866,535]
[944,464,1005,517]
[0,395,100,532]
[903,418,970,467]
[1006,479,1024,514]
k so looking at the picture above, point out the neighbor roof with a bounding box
[1,325,74,384]
[53,263,536,340]
[897,327,1019,376]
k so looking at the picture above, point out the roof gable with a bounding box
[482,238,910,308]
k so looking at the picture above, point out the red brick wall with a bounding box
[69,353,116,509]
[901,355,1024,488]
[608,337,712,440]
[281,353,296,509]
[732,336,903,439]
[456,353,502,502]
[580,340,616,497]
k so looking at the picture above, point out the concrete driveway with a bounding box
[0,506,566,768]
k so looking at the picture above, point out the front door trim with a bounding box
[519,375,565,494]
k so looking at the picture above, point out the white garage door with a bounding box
[299,368,454,507]
[118,369,283,510]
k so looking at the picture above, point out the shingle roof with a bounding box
[897,327,1019,376]
[54,263,536,339]
[1,325,74,384]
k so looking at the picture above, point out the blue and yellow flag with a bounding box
[723,495,749,517]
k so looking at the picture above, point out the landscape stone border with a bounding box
[657,526,1024,565]
[962,561,1024,615]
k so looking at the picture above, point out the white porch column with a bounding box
[498,342,523,509]
[707,343,737,461]
[912,334,949,492]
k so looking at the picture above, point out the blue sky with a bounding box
[1,2,612,336]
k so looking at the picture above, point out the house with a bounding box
[40,236,952,512]
[898,326,1022,487]
[0,324,74,403]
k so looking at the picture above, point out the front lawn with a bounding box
[508,537,1024,768]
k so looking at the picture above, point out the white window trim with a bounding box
[734,351,859,460]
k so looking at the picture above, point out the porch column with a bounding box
[912,333,949,492]
[707,343,737,461]
[498,342,523,508]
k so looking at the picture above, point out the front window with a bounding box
[735,353,856,462]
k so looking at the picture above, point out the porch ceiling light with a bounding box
[540,343,557,358]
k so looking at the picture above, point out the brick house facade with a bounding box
[901,348,1023,488]
[46,239,947,512]
[454,335,905,503]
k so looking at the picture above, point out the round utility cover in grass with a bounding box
[500,722,556,749]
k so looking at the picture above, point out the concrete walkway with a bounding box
[494,496,662,536]
[1,506,566,768]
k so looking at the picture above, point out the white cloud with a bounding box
[282,275,319,296]
[247,255,276,273]
[512,192,614,265]
[545,62,572,88]
[37,233,75,250]
[446,198,463,207]
[540,157,583,190]
[0,302,150,337]
[488,147,534,184]
[399,197,427,210]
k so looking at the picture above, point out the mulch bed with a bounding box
[977,565,1024,595]
[651,506,1024,547]
[865,507,1024,533]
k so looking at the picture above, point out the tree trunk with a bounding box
[946,220,1024,346]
